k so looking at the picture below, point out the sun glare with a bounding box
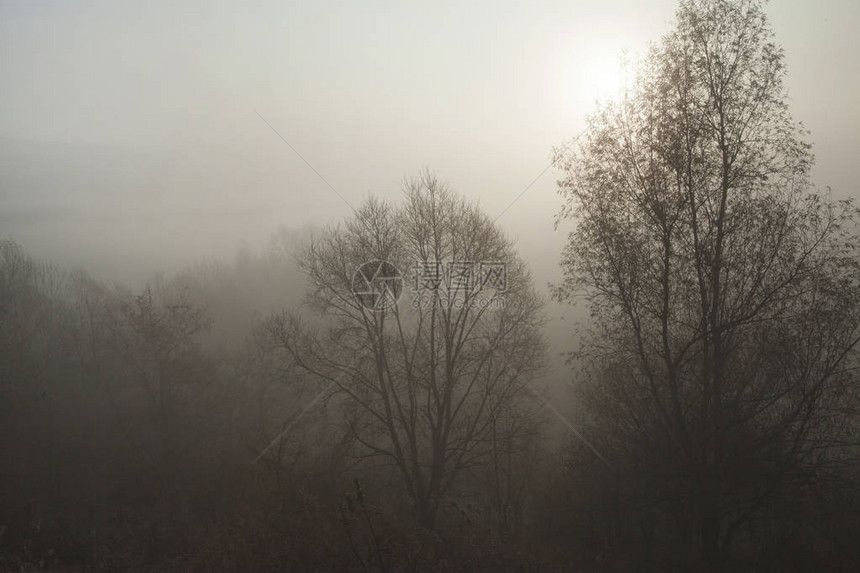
[585,55,626,101]
[553,38,629,115]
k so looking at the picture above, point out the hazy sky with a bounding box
[1,0,859,288]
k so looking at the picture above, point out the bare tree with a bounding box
[554,0,860,570]
[264,171,545,528]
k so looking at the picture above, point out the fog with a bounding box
[2,0,860,571]
[4,1,858,281]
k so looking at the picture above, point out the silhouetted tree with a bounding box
[265,171,545,528]
[554,0,860,570]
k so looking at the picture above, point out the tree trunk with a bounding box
[701,502,724,573]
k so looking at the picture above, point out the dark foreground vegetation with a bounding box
[3,1,860,571]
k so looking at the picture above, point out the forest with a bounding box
[2,1,860,572]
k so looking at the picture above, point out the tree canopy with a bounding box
[554,0,860,570]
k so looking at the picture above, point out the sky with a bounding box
[1,0,859,308]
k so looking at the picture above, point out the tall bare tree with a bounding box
[554,0,860,570]
[264,171,545,527]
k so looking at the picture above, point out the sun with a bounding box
[587,55,626,101]
[573,52,627,104]
[553,40,629,114]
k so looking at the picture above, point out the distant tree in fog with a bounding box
[117,281,211,458]
[264,171,545,528]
